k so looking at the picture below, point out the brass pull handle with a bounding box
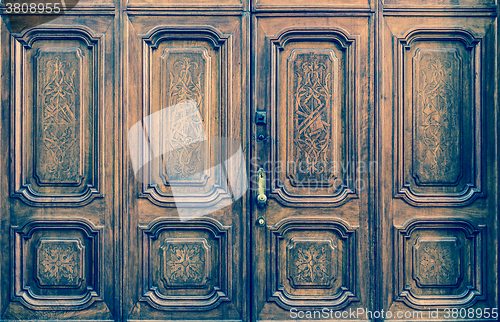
[256,168,267,207]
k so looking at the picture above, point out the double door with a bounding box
[0,0,497,321]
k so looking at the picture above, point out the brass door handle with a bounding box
[256,168,267,207]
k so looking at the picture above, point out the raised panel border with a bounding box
[394,218,486,309]
[268,217,359,309]
[10,25,104,207]
[139,25,233,208]
[10,217,104,310]
[269,27,359,207]
[394,27,484,206]
[139,217,232,311]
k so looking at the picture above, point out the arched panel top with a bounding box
[270,27,358,50]
[142,25,230,49]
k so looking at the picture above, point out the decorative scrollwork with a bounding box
[292,52,333,182]
[394,28,484,206]
[415,50,460,184]
[11,27,104,207]
[160,49,208,182]
[269,28,359,207]
[395,218,485,308]
[37,53,80,183]
[167,56,204,108]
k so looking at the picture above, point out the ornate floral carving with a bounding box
[36,238,84,287]
[270,218,358,308]
[270,30,358,207]
[290,52,335,183]
[395,29,484,206]
[36,52,80,183]
[287,237,336,288]
[396,218,485,308]
[140,217,230,310]
[414,49,460,184]
[160,49,208,181]
[413,237,461,287]
[12,217,103,310]
[160,238,210,287]
[166,56,204,108]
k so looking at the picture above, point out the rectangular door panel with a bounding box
[252,15,374,321]
[0,12,117,321]
[124,11,249,321]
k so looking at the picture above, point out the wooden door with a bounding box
[378,0,499,319]
[0,0,498,321]
[251,2,375,320]
[0,0,118,319]
[123,0,250,321]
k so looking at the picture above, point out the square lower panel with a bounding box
[11,218,104,310]
[139,217,232,311]
[394,218,486,309]
[268,217,359,310]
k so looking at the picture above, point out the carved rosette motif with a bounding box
[287,237,336,288]
[269,217,358,309]
[395,218,485,309]
[160,238,211,288]
[36,238,84,288]
[395,28,484,206]
[413,237,461,287]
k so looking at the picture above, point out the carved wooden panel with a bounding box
[160,238,211,288]
[395,218,485,309]
[413,49,461,185]
[413,237,462,287]
[269,28,359,207]
[11,218,103,310]
[137,26,233,207]
[394,28,484,206]
[36,238,85,288]
[288,50,338,187]
[34,48,83,185]
[139,217,232,310]
[11,26,103,206]
[159,48,209,183]
[287,237,337,289]
[268,217,358,309]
